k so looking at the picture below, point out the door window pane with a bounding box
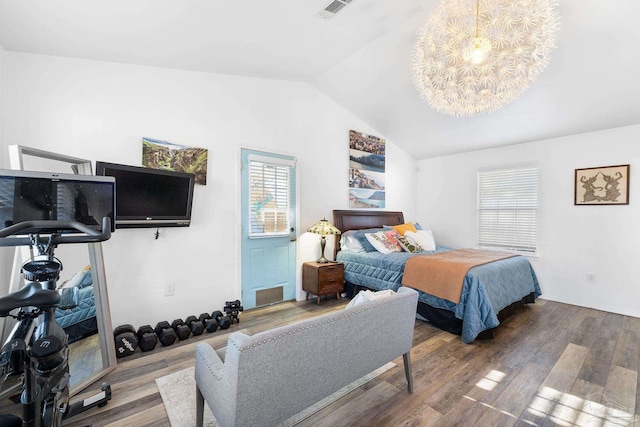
[249,161,291,236]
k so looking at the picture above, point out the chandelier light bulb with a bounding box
[470,48,486,65]
[464,37,492,64]
[412,0,559,117]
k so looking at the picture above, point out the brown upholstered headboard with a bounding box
[332,210,405,257]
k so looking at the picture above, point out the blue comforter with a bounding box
[336,247,541,343]
[55,269,96,331]
[55,284,96,329]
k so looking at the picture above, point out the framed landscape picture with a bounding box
[574,164,629,205]
[142,137,208,185]
[348,129,386,208]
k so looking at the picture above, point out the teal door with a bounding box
[241,149,297,309]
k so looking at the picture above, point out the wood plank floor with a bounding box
[2,297,639,426]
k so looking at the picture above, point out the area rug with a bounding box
[156,362,396,427]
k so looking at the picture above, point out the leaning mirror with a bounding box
[1,145,117,396]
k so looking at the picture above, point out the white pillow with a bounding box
[405,230,436,251]
[364,231,402,254]
[346,289,395,309]
[396,234,423,253]
[339,231,365,253]
[59,269,88,289]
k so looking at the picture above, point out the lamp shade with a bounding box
[307,219,341,236]
[307,218,341,263]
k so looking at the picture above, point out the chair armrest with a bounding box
[195,342,225,381]
[195,341,241,426]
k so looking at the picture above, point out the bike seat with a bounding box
[0,282,60,317]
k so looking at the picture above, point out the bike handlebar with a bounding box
[0,217,112,247]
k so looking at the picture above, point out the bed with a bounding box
[333,210,541,343]
[55,268,99,344]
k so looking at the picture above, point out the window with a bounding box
[477,165,538,254]
[248,157,293,237]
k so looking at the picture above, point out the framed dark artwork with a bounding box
[574,164,630,205]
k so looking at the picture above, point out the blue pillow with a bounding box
[79,270,93,288]
[353,227,388,252]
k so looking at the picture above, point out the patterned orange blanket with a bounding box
[401,249,518,304]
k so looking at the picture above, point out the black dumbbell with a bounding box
[155,321,177,346]
[185,315,205,336]
[154,320,169,336]
[212,309,231,329]
[136,325,157,352]
[199,313,218,333]
[113,324,138,358]
[171,319,191,340]
[218,315,232,330]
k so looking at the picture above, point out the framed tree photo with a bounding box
[575,164,630,205]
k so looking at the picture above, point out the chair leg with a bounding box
[196,385,205,427]
[403,352,413,394]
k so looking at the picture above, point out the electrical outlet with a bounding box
[586,273,596,284]
[164,283,175,296]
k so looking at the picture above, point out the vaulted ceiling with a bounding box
[0,0,638,159]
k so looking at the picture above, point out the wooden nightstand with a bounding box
[302,261,344,305]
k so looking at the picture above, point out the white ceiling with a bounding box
[0,0,638,159]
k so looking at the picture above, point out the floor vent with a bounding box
[318,0,354,19]
[256,286,284,306]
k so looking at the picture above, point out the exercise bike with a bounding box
[0,218,113,427]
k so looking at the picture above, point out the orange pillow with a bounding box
[391,222,417,236]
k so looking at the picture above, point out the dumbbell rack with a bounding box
[112,304,242,358]
[224,300,244,325]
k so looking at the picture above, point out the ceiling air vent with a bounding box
[318,0,354,19]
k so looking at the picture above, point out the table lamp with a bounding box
[307,218,341,263]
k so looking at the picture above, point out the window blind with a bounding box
[249,160,292,237]
[477,166,538,254]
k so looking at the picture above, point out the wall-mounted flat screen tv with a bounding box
[0,169,115,234]
[95,161,195,229]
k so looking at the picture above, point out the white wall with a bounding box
[416,125,640,317]
[0,44,11,296]
[0,52,416,328]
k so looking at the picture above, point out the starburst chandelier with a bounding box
[412,0,559,117]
